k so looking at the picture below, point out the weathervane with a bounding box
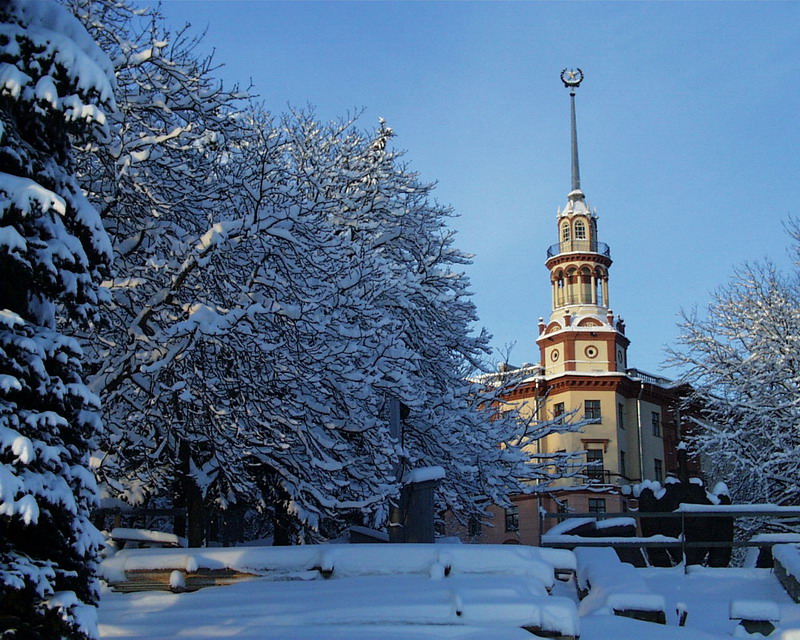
[561,68,584,95]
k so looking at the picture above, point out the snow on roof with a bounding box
[596,517,636,530]
[545,517,595,537]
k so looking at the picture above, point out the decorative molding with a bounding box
[581,438,610,453]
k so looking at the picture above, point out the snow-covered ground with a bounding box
[97,544,800,639]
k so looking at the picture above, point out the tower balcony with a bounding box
[546,240,611,259]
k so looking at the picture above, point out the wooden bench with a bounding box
[107,567,261,593]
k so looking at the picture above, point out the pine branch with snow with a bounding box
[0,1,114,637]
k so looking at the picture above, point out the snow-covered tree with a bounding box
[0,1,114,637]
[277,113,585,529]
[67,0,581,543]
[65,0,259,544]
[64,1,400,542]
[670,229,800,528]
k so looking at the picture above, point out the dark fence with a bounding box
[540,506,800,569]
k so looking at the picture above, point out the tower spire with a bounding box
[561,68,584,193]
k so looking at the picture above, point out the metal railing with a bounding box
[539,507,800,569]
[582,469,612,485]
[625,368,671,386]
[546,240,611,259]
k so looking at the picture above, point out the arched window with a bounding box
[575,220,586,240]
[561,222,570,243]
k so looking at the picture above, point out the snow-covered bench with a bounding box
[101,543,572,588]
[729,599,780,636]
[100,543,581,638]
[575,547,666,624]
[110,527,186,549]
[773,543,800,602]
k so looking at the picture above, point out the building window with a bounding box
[654,458,663,482]
[588,498,606,514]
[574,220,586,240]
[617,402,625,429]
[553,402,565,421]
[586,448,604,483]
[584,400,601,422]
[468,516,481,537]
[652,411,661,437]
[557,499,570,522]
[505,505,519,532]
[620,451,626,478]
[561,223,570,242]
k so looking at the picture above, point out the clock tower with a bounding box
[537,69,630,376]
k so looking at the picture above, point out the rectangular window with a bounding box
[654,458,663,482]
[553,402,565,422]
[586,448,604,483]
[620,451,626,479]
[584,400,601,422]
[588,498,606,514]
[505,505,519,532]
[617,402,625,429]
[652,411,661,437]
[468,516,481,537]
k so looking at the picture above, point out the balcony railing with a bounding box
[626,368,672,386]
[546,240,611,259]
[582,468,613,485]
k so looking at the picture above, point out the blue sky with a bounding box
[158,0,800,376]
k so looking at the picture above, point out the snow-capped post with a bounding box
[394,467,446,544]
[0,1,115,637]
[677,441,689,484]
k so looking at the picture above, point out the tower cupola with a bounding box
[537,70,629,375]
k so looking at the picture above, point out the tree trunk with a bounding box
[272,504,293,546]
[178,439,205,547]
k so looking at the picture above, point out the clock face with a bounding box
[561,68,584,88]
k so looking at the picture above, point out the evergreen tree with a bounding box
[0,0,114,637]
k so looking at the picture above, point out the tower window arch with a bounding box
[561,222,570,243]
[580,266,592,303]
[575,219,586,240]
